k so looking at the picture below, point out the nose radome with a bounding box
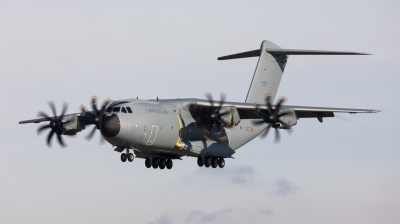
[100,114,120,137]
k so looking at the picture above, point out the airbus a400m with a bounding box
[19,40,379,170]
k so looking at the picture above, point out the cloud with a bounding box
[228,166,255,184]
[182,166,256,186]
[148,215,173,224]
[186,208,235,223]
[259,209,273,215]
[273,178,298,196]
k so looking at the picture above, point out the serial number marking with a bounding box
[145,109,169,114]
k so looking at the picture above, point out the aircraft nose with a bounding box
[100,114,120,137]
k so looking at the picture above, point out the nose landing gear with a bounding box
[120,148,134,162]
[127,153,134,162]
[121,153,127,162]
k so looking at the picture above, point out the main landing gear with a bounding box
[145,158,173,170]
[121,148,134,162]
[197,156,225,168]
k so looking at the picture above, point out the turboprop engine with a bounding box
[219,106,241,127]
[61,115,85,135]
[277,108,297,128]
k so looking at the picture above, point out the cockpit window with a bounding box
[106,106,113,113]
[121,107,127,113]
[112,107,120,112]
[126,107,132,113]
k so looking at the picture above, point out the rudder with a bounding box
[245,40,287,104]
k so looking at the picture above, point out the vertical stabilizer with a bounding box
[245,40,287,104]
[217,40,369,104]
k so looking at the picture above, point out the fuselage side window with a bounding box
[126,107,132,113]
[112,107,120,113]
[121,107,127,113]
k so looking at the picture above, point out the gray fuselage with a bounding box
[101,99,266,159]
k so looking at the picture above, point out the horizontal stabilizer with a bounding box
[266,49,370,55]
[218,49,260,60]
[218,48,370,60]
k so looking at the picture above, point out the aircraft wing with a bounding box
[283,105,379,118]
[193,101,380,120]
[19,112,94,124]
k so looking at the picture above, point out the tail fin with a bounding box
[218,40,369,104]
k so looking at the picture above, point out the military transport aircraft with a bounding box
[19,40,379,170]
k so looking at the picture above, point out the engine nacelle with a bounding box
[278,108,297,128]
[62,115,85,135]
[220,106,241,127]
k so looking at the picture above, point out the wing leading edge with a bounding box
[19,112,92,124]
[194,101,380,120]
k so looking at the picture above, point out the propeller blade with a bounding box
[99,100,109,116]
[91,96,98,116]
[204,92,214,109]
[259,124,271,139]
[285,128,294,136]
[47,130,55,147]
[275,97,286,112]
[59,102,69,120]
[56,133,66,147]
[48,101,57,118]
[85,126,97,141]
[80,104,88,114]
[217,92,226,111]
[265,95,272,114]
[274,128,280,143]
[253,119,266,125]
[37,111,53,121]
[37,124,50,135]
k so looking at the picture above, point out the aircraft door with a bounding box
[146,125,158,145]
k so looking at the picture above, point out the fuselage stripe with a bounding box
[175,115,183,148]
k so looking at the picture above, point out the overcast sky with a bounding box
[1,1,399,223]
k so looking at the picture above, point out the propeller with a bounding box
[80,96,110,144]
[253,94,292,143]
[200,92,230,141]
[36,101,69,148]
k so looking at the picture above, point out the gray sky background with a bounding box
[1,1,399,223]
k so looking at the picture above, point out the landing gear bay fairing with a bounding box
[20,40,380,169]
